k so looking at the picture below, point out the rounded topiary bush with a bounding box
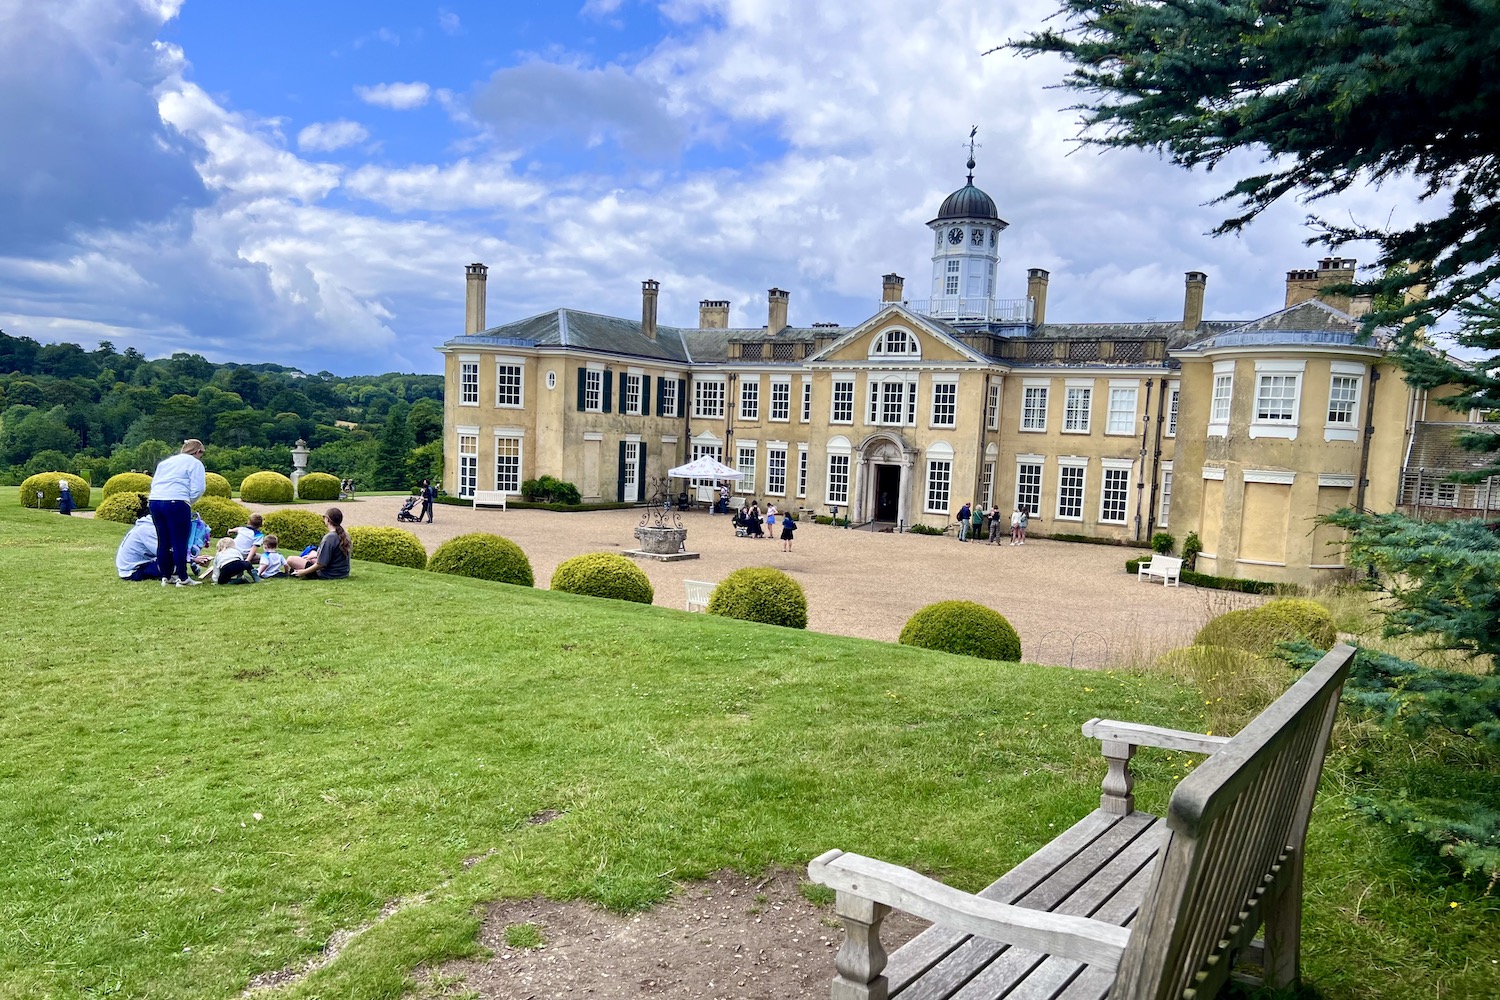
[192,496,252,539]
[348,526,428,570]
[898,600,1021,662]
[20,472,91,510]
[551,552,654,604]
[1257,598,1338,649]
[706,567,807,629]
[1194,598,1337,655]
[238,471,295,503]
[297,472,341,501]
[428,532,534,587]
[102,472,152,499]
[261,509,327,552]
[203,472,232,498]
[95,491,149,525]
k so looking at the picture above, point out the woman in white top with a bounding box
[148,438,207,586]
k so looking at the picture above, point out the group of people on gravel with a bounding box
[731,498,797,551]
[956,501,1030,545]
[114,438,352,585]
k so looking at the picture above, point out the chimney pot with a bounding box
[882,273,905,303]
[698,299,730,329]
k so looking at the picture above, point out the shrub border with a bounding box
[1124,558,1284,594]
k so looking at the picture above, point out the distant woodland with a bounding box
[0,331,444,491]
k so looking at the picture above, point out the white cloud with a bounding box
[580,0,625,16]
[437,9,461,34]
[355,81,432,110]
[296,119,371,153]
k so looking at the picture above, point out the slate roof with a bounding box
[1405,422,1500,473]
[1037,320,1245,351]
[1176,300,1388,353]
[444,309,830,365]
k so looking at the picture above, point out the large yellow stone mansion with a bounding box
[440,167,1482,587]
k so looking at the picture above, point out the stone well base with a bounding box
[622,548,701,562]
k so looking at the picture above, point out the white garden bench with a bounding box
[1137,554,1183,586]
[809,642,1354,1000]
[471,490,508,510]
[684,580,714,613]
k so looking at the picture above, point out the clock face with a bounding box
[971,229,984,246]
[947,227,964,245]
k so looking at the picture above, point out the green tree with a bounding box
[407,397,443,446]
[1323,509,1500,671]
[371,402,415,489]
[1,405,81,465]
[1011,0,1500,334]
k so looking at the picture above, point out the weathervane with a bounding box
[966,125,980,184]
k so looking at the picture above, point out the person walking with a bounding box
[957,501,971,541]
[781,513,797,552]
[1010,505,1024,545]
[148,439,207,586]
[1018,507,1030,544]
[987,504,1003,544]
[971,502,985,543]
[419,479,436,523]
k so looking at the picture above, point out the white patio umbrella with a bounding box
[667,455,743,480]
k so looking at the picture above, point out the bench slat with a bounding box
[884,811,1122,992]
[943,824,1163,1000]
[889,812,1158,999]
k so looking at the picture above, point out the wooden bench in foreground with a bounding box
[471,490,508,510]
[809,642,1354,1000]
[1137,554,1183,587]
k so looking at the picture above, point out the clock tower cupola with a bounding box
[926,131,1008,322]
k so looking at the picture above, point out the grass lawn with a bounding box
[1,498,1495,999]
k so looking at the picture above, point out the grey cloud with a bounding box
[0,1,208,254]
[469,62,686,158]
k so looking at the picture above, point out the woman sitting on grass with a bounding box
[286,507,351,580]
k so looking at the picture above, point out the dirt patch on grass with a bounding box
[424,868,928,999]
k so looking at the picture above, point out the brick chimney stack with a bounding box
[699,299,730,329]
[464,263,488,335]
[1027,268,1050,327]
[1183,271,1207,331]
[882,273,904,303]
[642,279,659,341]
[1286,257,1357,313]
[768,288,789,334]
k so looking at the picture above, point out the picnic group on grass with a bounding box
[115,438,352,586]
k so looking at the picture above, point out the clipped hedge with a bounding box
[1126,559,1280,595]
[707,567,807,629]
[203,472,232,498]
[297,472,341,501]
[102,472,152,499]
[95,491,148,525]
[239,471,295,504]
[551,552,654,604]
[899,600,1022,662]
[348,526,427,570]
[428,532,534,587]
[1194,598,1337,655]
[20,472,91,510]
[192,496,252,539]
[262,509,327,552]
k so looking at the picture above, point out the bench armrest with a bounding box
[809,849,1129,970]
[1083,718,1230,755]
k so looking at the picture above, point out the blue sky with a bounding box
[0,0,1425,375]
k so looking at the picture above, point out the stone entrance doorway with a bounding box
[875,464,900,521]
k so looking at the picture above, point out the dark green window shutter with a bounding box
[617,441,627,502]
[678,379,687,416]
[656,377,666,414]
[640,375,651,416]
[602,371,613,412]
[576,369,586,411]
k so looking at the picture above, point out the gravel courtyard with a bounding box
[280,497,1257,670]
